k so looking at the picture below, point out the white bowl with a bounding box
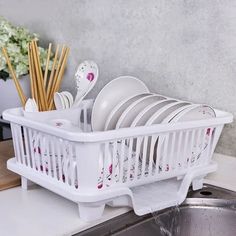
[91,76,149,131]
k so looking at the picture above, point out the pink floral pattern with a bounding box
[87,72,94,82]
[31,127,214,189]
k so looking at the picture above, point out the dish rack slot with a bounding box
[3,99,232,221]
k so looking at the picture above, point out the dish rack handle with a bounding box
[76,142,101,190]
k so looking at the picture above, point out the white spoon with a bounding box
[24,98,39,112]
[61,91,74,107]
[73,60,98,107]
[62,94,70,109]
[54,92,65,110]
[54,91,74,110]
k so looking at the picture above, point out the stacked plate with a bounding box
[90,76,217,185]
[91,76,216,132]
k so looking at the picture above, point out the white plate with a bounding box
[130,99,177,127]
[157,104,216,172]
[129,99,177,165]
[172,104,216,166]
[104,93,153,131]
[91,76,149,131]
[139,101,190,164]
[116,94,166,129]
[146,101,191,126]
[170,104,216,122]
[161,104,193,124]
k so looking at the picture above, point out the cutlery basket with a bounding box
[3,99,233,221]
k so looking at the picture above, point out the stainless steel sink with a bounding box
[77,185,236,236]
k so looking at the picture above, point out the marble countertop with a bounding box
[0,153,235,236]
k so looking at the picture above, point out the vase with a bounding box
[0,75,30,116]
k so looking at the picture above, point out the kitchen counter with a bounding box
[0,152,235,236]
[0,186,130,236]
[205,153,236,191]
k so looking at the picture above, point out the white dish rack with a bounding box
[3,99,233,221]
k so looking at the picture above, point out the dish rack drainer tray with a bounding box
[3,99,233,221]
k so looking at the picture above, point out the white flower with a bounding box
[0,53,6,71]
[15,63,28,77]
[0,34,9,44]
[6,42,21,54]
[0,16,53,79]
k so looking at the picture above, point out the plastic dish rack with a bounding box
[3,99,233,221]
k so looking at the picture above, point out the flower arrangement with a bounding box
[0,16,52,81]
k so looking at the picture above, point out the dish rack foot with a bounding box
[108,195,133,207]
[21,176,34,190]
[192,176,204,191]
[78,203,105,222]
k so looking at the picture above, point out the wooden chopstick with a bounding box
[30,42,41,110]
[28,44,34,99]
[33,40,48,111]
[31,41,48,111]
[46,45,59,102]
[33,41,44,83]
[31,42,43,111]
[48,45,66,102]
[54,47,70,92]
[43,43,52,89]
[53,45,66,83]
[29,44,40,110]
[48,47,70,110]
[4,40,69,112]
[1,47,27,106]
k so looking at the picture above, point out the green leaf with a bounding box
[0,16,53,77]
